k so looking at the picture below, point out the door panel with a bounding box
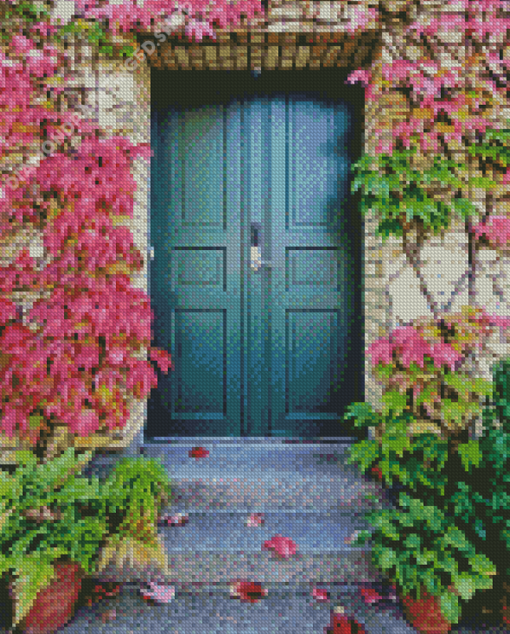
[149,104,243,435]
[149,74,360,437]
[268,97,352,436]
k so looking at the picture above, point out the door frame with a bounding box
[147,67,366,442]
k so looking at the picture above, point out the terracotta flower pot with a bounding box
[400,586,452,634]
[9,560,84,634]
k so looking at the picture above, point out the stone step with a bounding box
[83,441,389,513]
[95,509,382,584]
[56,582,421,634]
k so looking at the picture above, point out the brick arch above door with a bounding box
[141,29,381,72]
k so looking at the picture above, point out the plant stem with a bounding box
[402,226,440,322]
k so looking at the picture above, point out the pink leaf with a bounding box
[360,588,383,605]
[159,512,189,527]
[366,337,394,367]
[345,69,372,87]
[0,298,17,326]
[139,582,175,604]
[246,513,265,527]
[262,534,297,559]
[312,587,330,602]
[149,347,173,373]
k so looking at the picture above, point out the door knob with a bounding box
[250,222,272,272]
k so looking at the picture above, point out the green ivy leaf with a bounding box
[457,440,482,471]
[377,546,398,571]
[345,439,379,472]
[376,218,404,241]
[442,374,492,400]
[450,572,477,601]
[467,552,497,577]
[468,176,497,189]
[415,549,436,566]
[441,398,474,427]
[422,569,441,596]
[451,197,477,218]
[441,526,473,553]
[119,45,135,57]
[372,515,400,541]
[343,402,379,427]
[404,533,421,549]
[471,574,495,590]
[440,591,461,625]
[373,362,394,381]
[382,390,408,416]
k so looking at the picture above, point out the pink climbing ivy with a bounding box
[366,306,510,432]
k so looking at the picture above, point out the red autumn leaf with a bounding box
[230,581,268,603]
[370,465,383,482]
[16,561,84,634]
[189,446,209,459]
[262,534,297,559]
[312,587,330,602]
[325,606,368,634]
[360,588,383,605]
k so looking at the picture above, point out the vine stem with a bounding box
[401,223,441,323]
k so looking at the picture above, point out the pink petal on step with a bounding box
[140,582,176,604]
[262,534,297,559]
[246,513,265,527]
[230,581,268,603]
[159,512,189,526]
[360,588,383,605]
[312,587,330,602]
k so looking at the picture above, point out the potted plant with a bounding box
[344,353,510,631]
[343,403,498,633]
[0,446,172,634]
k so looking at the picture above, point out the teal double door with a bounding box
[149,71,363,438]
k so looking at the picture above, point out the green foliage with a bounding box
[491,357,510,430]
[0,448,172,629]
[381,390,408,416]
[344,403,448,492]
[351,148,479,242]
[346,357,510,623]
[3,1,49,21]
[362,491,494,624]
[343,396,509,624]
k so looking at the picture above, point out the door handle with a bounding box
[250,222,272,272]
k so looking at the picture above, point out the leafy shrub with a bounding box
[0,447,171,630]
